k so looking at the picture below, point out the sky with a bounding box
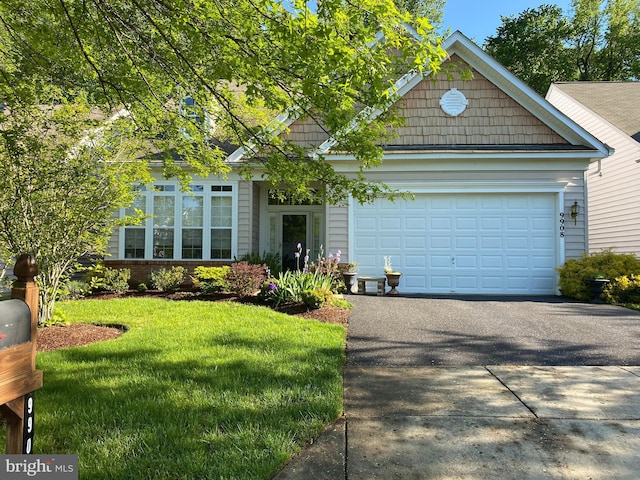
[441,0,574,45]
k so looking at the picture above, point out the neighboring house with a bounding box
[546,82,640,257]
[105,31,610,295]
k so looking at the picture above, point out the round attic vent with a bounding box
[439,88,468,116]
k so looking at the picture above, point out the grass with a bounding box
[29,298,346,479]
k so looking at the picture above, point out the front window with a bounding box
[123,193,146,259]
[120,182,236,260]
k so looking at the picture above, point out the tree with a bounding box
[0,94,149,322]
[395,0,446,25]
[484,0,640,94]
[0,0,447,205]
[484,5,577,94]
[572,0,640,80]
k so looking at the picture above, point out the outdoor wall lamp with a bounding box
[570,201,579,224]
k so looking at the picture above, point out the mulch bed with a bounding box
[37,291,350,352]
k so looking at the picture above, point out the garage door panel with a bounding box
[355,235,379,249]
[506,237,529,249]
[481,217,503,230]
[430,236,452,249]
[481,237,503,249]
[353,193,558,294]
[404,217,426,230]
[456,256,477,268]
[430,217,452,230]
[380,236,400,249]
[455,236,477,249]
[380,218,402,231]
[481,256,503,268]
[456,217,478,230]
[506,218,529,231]
[405,255,427,267]
[431,255,451,268]
[405,275,427,289]
[404,236,426,249]
[431,276,453,289]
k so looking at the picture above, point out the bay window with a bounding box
[120,182,236,260]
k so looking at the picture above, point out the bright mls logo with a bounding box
[1,455,78,479]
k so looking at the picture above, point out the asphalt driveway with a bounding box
[347,295,640,366]
[275,296,640,479]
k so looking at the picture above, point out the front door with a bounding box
[282,214,308,272]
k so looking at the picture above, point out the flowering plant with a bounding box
[384,256,400,274]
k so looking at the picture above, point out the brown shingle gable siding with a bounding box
[282,56,569,150]
[390,57,567,146]
[285,116,330,148]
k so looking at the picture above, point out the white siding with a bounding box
[547,86,640,257]
[237,180,252,257]
[327,204,349,260]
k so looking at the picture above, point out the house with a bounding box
[105,31,610,295]
[546,82,639,257]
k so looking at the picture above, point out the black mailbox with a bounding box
[0,299,31,351]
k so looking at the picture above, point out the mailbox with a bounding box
[0,254,43,454]
[0,299,32,351]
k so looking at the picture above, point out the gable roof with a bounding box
[228,30,612,162]
[551,82,640,142]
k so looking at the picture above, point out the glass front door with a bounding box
[282,214,308,272]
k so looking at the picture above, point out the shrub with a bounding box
[308,247,344,293]
[602,274,640,304]
[261,270,335,306]
[192,266,231,293]
[137,283,148,293]
[85,264,131,294]
[557,250,640,301]
[226,262,267,296]
[59,280,90,300]
[301,287,333,309]
[237,252,281,277]
[150,266,186,292]
[258,279,281,305]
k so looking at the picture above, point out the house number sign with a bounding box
[23,392,35,454]
[559,212,565,238]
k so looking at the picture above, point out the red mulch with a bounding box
[37,291,350,352]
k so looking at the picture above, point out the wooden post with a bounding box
[11,254,39,370]
[2,254,40,454]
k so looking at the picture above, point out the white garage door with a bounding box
[353,193,558,294]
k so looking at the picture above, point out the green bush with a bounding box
[59,280,90,300]
[226,262,267,296]
[602,274,640,304]
[150,266,186,292]
[260,270,335,306]
[85,264,131,294]
[192,266,231,293]
[557,250,640,301]
[301,287,332,309]
[237,252,281,277]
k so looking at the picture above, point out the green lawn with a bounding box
[31,298,346,479]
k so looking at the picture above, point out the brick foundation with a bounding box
[104,260,232,287]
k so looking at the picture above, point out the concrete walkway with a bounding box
[273,297,640,479]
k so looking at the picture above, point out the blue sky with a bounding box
[441,0,574,45]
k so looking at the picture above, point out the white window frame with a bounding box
[119,181,238,261]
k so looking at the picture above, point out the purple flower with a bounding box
[294,252,300,258]
[268,282,277,291]
[304,255,309,263]
[296,242,302,250]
